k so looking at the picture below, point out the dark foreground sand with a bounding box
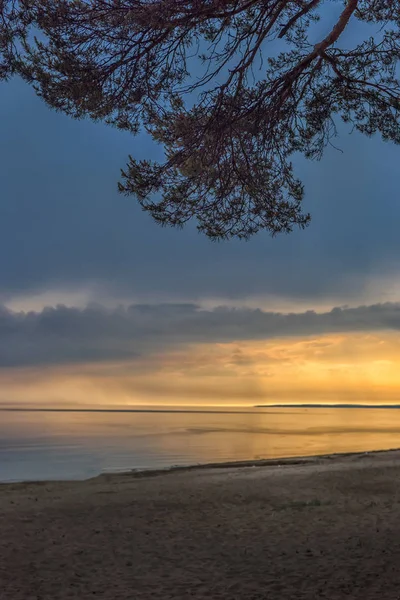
[2,451,400,599]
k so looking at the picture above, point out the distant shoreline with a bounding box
[255,404,400,409]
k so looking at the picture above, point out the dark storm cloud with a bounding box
[0,79,400,305]
[1,302,400,367]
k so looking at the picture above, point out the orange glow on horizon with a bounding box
[1,331,400,408]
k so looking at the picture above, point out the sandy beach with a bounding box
[2,450,400,599]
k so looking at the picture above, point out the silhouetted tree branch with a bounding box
[1,0,399,239]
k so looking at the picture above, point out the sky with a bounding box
[1,47,400,407]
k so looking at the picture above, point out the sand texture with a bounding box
[2,450,400,599]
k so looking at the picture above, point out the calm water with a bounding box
[1,407,400,482]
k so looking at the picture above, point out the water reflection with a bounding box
[1,408,400,481]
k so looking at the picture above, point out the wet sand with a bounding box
[2,450,400,599]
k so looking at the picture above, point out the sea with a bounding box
[1,406,400,482]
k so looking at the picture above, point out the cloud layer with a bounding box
[2,301,400,368]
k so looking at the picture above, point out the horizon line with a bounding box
[0,407,265,415]
[2,404,400,413]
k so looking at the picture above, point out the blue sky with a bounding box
[1,75,400,312]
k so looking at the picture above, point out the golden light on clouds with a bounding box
[1,331,400,408]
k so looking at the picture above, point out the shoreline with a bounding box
[2,445,399,487]
[106,446,400,480]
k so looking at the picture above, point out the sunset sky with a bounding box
[1,74,400,408]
